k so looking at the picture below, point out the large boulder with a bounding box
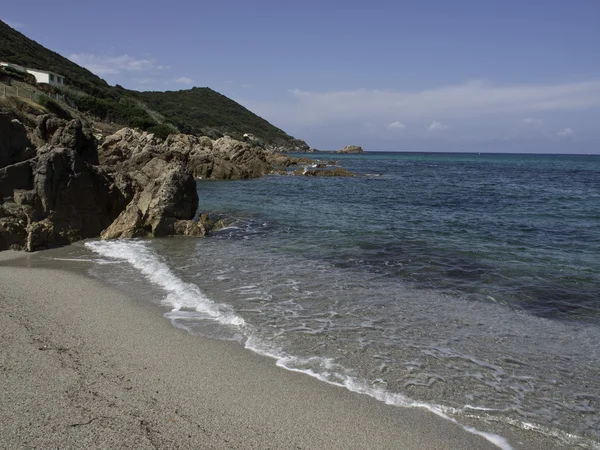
[0,115,137,251]
[0,146,132,251]
[101,161,198,239]
[206,136,272,179]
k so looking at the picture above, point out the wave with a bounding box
[85,238,600,450]
[85,240,244,327]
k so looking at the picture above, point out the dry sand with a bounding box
[0,250,565,449]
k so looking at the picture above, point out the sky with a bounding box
[2,0,600,152]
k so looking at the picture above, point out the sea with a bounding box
[62,152,600,448]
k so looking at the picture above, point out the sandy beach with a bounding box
[0,249,565,449]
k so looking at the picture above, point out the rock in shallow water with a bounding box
[337,145,364,154]
[301,167,354,177]
[0,116,346,251]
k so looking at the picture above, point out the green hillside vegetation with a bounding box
[0,20,307,149]
[136,88,299,144]
[0,20,157,128]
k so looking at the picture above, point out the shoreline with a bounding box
[0,248,567,449]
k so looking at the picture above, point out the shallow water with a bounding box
[84,152,600,448]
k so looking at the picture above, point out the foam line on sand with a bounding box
[0,255,565,449]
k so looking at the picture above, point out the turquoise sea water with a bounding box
[85,152,600,448]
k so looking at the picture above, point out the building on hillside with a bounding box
[0,61,66,86]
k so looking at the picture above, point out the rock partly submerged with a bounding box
[337,145,364,154]
[297,167,354,177]
[0,113,353,251]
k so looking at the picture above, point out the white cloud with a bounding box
[388,121,406,129]
[68,53,169,76]
[557,127,573,137]
[174,77,194,85]
[241,79,600,128]
[428,121,448,132]
[523,118,544,125]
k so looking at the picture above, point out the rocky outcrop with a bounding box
[99,128,298,180]
[337,145,364,154]
[298,167,354,177]
[0,118,200,251]
[0,146,132,251]
[0,113,351,252]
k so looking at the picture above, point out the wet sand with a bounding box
[0,250,564,449]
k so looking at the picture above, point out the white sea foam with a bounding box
[244,332,513,450]
[86,238,515,449]
[49,257,118,264]
[85,240,245,327]
[215,225,241,231]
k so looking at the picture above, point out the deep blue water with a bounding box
[86,152,600,448]
[200,152,600,322]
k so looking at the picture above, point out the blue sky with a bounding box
[3,0,600,152]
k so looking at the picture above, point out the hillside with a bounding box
[0,20,307,150]
[136,88,305,147]
[0,21,111,97]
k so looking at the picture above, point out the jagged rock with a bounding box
[302,168,354,177]
[99,199,144,239]
[49,119,98,164]
[35,115,66,142]
[165,134,212,157]
[210,136,272,179]
[98,128,297,180]
[173,219,207,236]
[173,214,224,237]
[0,141,132,251]
[0,113,34,168]
[337,145,364,154]
[29,148,132,248]
[101,162,198,239]
[99,127,160,166]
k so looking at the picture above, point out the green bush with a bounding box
[73,95,110,118]
[147,124,176,140]
[108,98,157,130]
[35,93,71,119]
[71,94,156,130]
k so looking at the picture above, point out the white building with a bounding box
[0,62,66,86]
